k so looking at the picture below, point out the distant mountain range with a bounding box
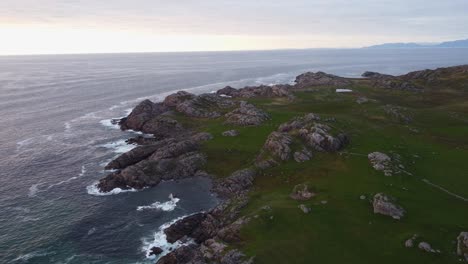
[365,38,468,49]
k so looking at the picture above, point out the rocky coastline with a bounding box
[96,65,468,264]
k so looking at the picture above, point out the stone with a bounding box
[164,213,207,243]
[163,91,195,107]
[290,184,315,201]
[105,144,159,170]
[225,101,270,126]
[418,242,436,253]
[298,204,311,213]
[294,71,352,89]
[360,195,366,200]
[405,234,418,248]
[149,246,163,256]
[222,130,239,137]
[383,105,412,124]
[213,168,256,198]
[262,132,292,161]
[140,116,186,138]
[293,148,313,162]
[372,193,405,220]
[119,99,169,131]
[368,152,393,176]
[356,97,369,104]
[191,132,213,142]
[217,84,292,99]
[176,93,235,118]
[457,232,468,261]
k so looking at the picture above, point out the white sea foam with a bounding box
[137,194,180,212]
[28,183,42,197]
[100,139,136,154]
[86,182,139,196]
[141,215,194,261]
[47,166,86,190]
[13,250,55,262]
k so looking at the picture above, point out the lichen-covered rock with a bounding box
[372,193,405,220]
[457,232,468,261]
[217,84,291,98]
[368,152,393,176]
[222,130,239,137]
[176,94,235,118]
[213,169,256,198]
[293,148,312,162]
[163,91,196,107]
[290,183,315,200]
[262,132,292,161]
[140,116,186,138]
[191,132,213,142]
[299,123,348,152]
[294,71,351,89]
[119,99,169,131]
[225,101,270,126]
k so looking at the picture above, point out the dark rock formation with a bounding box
[119,99,169,131]
[176,94,235,118]
[140,116,186,139]
[105,144,159,170]
[372,193,405,220]
[163,91,196,107]
[293,148,312,162]
[149,246,164,256]
[225,101,270,126]
[217,84,291,98]
[294,72,351,89]
[164,213,207,243]
[213,168,256,198]
[97,138,206,192]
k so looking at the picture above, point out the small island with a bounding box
[99,65,468,264]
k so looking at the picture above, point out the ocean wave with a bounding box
[99,139,136,154]
[13,249,55,262]
[141,215,194,261]
[86,181,139,196]
[28,183,43,197]
[137,194,180,212]
[47,165,86,190]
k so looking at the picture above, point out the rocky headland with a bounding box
[97,65,468,264]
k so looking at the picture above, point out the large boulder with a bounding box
[368,152,393,176]
[225,101,270,126]
[372,193,405,220]
[120,100,169,131]
[105,144,159,170]
[457,232,468,261]
[294,72,351,89]
[290,183,315,200]
[299,123,348,152]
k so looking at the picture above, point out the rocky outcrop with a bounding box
[418,242,437,253]
[457,232,468,261]
[119,99,169,132]
[176,94,235,118]
[290,183,315,201]
[294,72,351,89]
[97,138,206,192]
[372,193,405,220]
[293,148,312,162]
[164,213,207,243]
[217,84,292,99]
[262,132,292,161]
[105,144,159,170]
[163,91,196,107]
[141,116,186,139]
[222,130,239,137]
[361,71,422,92]
[225,101,270,126]
[257,113,348,168]
[213,169,256,198]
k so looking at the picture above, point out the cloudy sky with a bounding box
[0,0,467,55]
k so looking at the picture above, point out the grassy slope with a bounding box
[175,81,468,263]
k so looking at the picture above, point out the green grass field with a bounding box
[175,81,468,263]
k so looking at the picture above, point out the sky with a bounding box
[0,0,467,55]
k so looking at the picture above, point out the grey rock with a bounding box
[176,94,235,118]
[213,168,256,198]
[163,91,196,107]
[120,99,169,131]
[191,132,213,142]
[105,144,159,170]
[356,97,369,104]
[383,105,413,123]
[457,232,468,261]
[293,148,313,162]
[372,193,405,220]
[418,242,436,253]
[262,132,292,161]
[225,101,270,126]
[222,130,239,137]
[405,234,418,248]
[217,84,291,99]
[141,116,186,138]
[290,184,315,201]
[294,72,352,89]
[298,204,311,214]
[368,152,393,176]
[164,213,207,243]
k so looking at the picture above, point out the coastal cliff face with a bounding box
[99,65,468,264]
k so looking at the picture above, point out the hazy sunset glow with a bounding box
[1,0,467,55]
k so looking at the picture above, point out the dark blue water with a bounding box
[1,49,468,263]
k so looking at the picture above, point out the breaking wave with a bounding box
[137,194,180,212]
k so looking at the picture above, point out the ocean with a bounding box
[1,48,468,263]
